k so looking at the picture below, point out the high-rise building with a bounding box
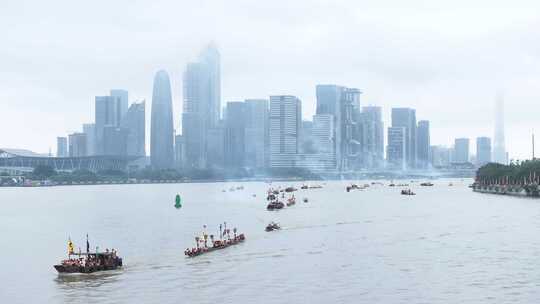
[476,137,492,166]
[82,123,96,156]
[431,145,452,168]
[95,95,120,155]
[493,94,507,164]
[150,70,174,169]
[391,108,417,169]
[387,127,406,170]
[316,85,361,171]
[269,95,301,168]
[121,101,145,157]
[103,126,128,156]
[360,106,384,169]
[225,102,247,168]
[417,120,430,169]
[56,137,68,157]
[68,133,87,157]
[244,99,269,169]
[174,135,184,169]
[313,114,335,153]
[182,44,221,169]
[206,125,225,169]
[454,138,470,163]
[110,89,129,122]
[300,120,315,154]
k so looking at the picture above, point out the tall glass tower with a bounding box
[150,70,174,169]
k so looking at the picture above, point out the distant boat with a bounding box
[175,194,182,208]
[401,189,416,195]
[265,222,280,232]
[420,182,434,186]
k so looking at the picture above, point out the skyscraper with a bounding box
[454,138,470,163]
[150,70,174,169]
[182,44,221,169]
[225,102,247,168]
[57,137,68,157]
[316,85,361,171]
[174,135,184,169]
[391,108,417,169]
[244,99,269,169]
[312,114,335,155]
[387,127,406,170]
[95,95,120,155]
[206,125,225,169]
[269,95,301,168]
[417,120,430,169]
[476,137,492,166]
[110,89,129,122]
[493,94,507,164]
[360,106,384,169]
[68,133,87,157]
[82,123,96,156]
[103,126,128,156]
[121,101,145,157]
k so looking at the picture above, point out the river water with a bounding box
[1,179,540,303]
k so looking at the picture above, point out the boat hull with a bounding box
[54,258,122,274]
[185,237,245,258]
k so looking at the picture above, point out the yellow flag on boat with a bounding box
[68,239,74,255]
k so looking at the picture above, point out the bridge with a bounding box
[0,148,141,174]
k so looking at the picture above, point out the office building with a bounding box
[244,99,269,169]
[417,120,430,169]
[387,127,406,170]
[150,70,174,169]
[269,95,301,168]
[57,137,68,157]
[121,101,145,157]
[476,137,492,166]
[391,108,416,169]
[68,133,87,157]
[454,138,470,163]
[82,123,96,156]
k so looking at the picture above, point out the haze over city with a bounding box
[2,0,540,159]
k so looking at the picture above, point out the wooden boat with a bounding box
[401,189,416,195]
[267,201,284,210]
[54,252,122,274]
[285,187,297,192]
[286,196,296,206]
[184,234,245,258]
[265,222,280,232]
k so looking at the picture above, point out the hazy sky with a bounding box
[1,0,539,159]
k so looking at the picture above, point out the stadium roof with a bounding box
[0,148,49,158]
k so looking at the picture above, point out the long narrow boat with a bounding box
[184,234,246,257]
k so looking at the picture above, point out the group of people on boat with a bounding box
[265,222,280,232]
[401,189,416,195]
[184,223,246,257]
[55,236,123,274]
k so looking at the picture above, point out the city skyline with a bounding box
[2,2,539,160]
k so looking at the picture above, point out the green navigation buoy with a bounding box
[175,194,182,209]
